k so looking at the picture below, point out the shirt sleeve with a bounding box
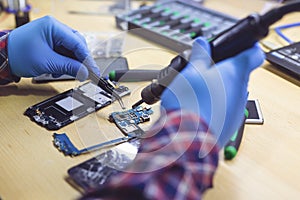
[0,31,20,85]
[81,110,220,200]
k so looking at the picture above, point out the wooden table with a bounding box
[0,0,299,199]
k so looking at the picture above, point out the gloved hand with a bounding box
[7,15,100,81]
[161,37,265,148]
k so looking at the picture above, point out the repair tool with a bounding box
[224,109,248,160]
[132,1,300,108]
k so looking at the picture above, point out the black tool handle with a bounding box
[140,53,189,105]
[210,14,268,63]
[109,69,159,82]
[224,109,249,160]
[134,2,300,107]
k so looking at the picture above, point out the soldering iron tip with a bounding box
[132,99,144,109]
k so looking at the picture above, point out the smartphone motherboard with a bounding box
[24,82,130,130]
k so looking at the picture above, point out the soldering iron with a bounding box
[132,1,300,108]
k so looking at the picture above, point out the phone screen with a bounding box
[246,99,264,124]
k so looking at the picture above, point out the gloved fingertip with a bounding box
[235,44,265,72]
[187,37,212,72]
[74,30,88,46]
[254,43,266,62]
[91,66,101,77]
[82,57,101,77]
[190,37,212,63]
[76,66,89,81]
[193,37,211,55]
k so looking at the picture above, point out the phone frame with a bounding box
[245,99,264,124]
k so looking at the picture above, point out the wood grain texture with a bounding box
[0,0,299,199]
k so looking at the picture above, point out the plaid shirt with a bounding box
[82,110,219,200]
[0,31,20,85]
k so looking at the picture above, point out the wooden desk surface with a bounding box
[0,0,299,199]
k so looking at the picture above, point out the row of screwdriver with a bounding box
[123,2,236,41]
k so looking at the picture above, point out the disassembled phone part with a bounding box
[53,132,137,157]
[245,99,264,124]
[53,106,153,156]
[66,106,153,190]
[67,139,140,191]
[24,81,130,130]
[108,105,153,136]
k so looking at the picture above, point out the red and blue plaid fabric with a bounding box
[0,31,20,84]
[82,110,219,200]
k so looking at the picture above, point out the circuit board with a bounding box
[53,106,153,156]
[67,106,154,190]
[108,105,154,136]
[24,82,130,130]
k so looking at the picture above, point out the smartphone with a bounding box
[246,99,264,124]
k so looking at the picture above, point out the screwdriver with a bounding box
[132,2,300,108]
[224,109,248,160]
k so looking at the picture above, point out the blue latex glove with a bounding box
[161,37,265,148]
[7,16,100,81]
